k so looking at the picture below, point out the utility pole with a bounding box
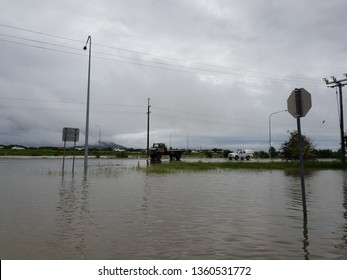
[323,74,347,163]
[146,98,151,158]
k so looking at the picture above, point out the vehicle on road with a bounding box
[149,143,185,162]
[228,149,252,160]
[11,146,25,150]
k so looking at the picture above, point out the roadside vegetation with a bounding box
[143,160,346,173]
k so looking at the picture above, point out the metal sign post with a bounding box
[72,128,79,176]
[287,88,312,221]
[62,139,67,176]
[62,127,80,176]
[296,110,307,220]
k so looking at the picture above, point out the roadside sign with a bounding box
[62,127,79,142]
[287,88,312,118]
[61,127,80,176]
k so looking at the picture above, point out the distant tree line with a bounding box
[2,130,346,160]
[253,130,345,160]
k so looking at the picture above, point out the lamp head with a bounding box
[83,45,87,50]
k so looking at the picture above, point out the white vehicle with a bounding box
[228,149,252,160]
[11,146,25,150]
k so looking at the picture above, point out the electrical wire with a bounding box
[1,94,262,127]
[1,95,145,110]
[0,38,83,57]
[0,104,146,116]
[0,23,82,43]
[0,23,323,85]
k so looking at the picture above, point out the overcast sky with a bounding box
[1,0,346,150]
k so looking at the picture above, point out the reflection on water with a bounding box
[0,158,347,259]
[49,178,91,259]
[302,220,309,260]
[342,172,347,250]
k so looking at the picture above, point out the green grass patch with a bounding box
[142,160,347,173]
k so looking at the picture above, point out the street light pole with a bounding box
[95,124,101,153]
[169,132,176,148]
[269,110,287,159]
[83,35,91,175]
[186,131,189,151]
[146,98,151,158]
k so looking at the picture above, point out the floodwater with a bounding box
[0,158,346,260]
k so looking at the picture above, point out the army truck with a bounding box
[149,143,185,161]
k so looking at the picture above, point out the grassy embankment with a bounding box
[143,160,347,173]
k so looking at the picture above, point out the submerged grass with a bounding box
[142,160,347,173]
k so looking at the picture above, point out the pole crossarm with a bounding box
[323,75,347,87]
[326,83,347,88]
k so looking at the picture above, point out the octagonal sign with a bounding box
[287,88,312,118]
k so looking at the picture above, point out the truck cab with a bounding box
[152,143,167,151]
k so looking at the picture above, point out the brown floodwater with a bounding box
[0,158,346,259]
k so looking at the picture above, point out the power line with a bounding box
[0,38,83,57]
[0,23,82,43]
[1,95,144,109]
[0,33,197,71]
[0,33,81,51]
[0,104,145,116]
[0,23,322,85]
[1,34,320,85]
[1,95,264,127]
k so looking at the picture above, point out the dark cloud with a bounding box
[0,0,346,150]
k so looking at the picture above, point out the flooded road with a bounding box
[0,158,346,259]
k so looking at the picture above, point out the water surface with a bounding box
[0,158,346,259]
